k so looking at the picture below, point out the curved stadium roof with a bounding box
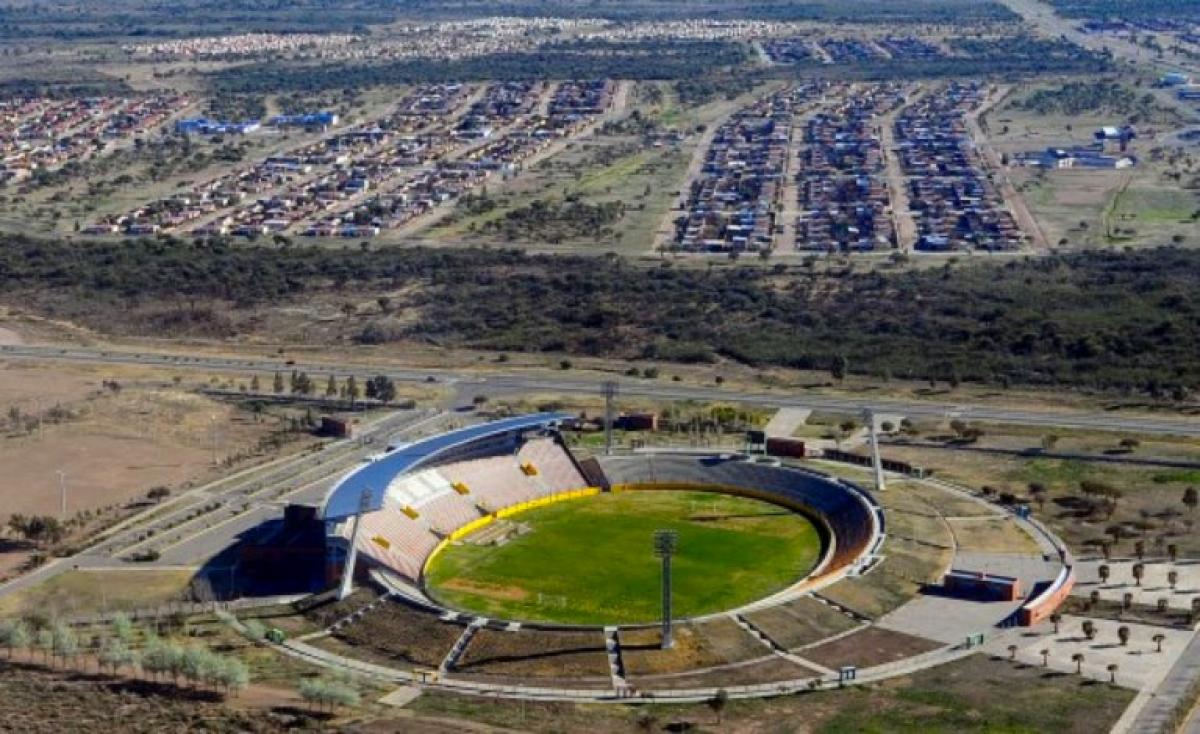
[320,412,573,521]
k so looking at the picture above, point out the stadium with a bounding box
[306,412,1075,701]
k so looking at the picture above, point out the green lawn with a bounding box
[424,490,822,625]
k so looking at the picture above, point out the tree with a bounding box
[708,689,728,724]
[326,374,338,398]
[1117,625,1131,646]
[345,375,359,404]
[0,620,29,658]
[1132,563,1145,586]
[1169,570,1179,590]
[1040,648,1049,667]
[1050,612,1062,634]
[1169,544,1178,563]
[1007,644,1018,661]
[1098,564,1111,585]
[1107,663,1118,684]
[1123,592,1134,610]
[830,355,848,382]
[272,371,284,394]
[1183,487,1198,514]
[1072,652,1084,674]
[147,486,171,503]
[35,627,54,665]
[250,374,260,393]
[368,376,397,404]
[1082,619,1096,640]
[99,638,136,676]
[1153,633,1166,653]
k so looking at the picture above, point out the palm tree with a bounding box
[1098,564,1110,585]
[1117,626,1131,646]
[1168,544,1178,563]
[1050,613,1062,634]
[1007,644,1018,661]
[1169,570,1179,590]
[1153,633,1166,653]
[1072,652,1084,674]
[1040,648,1050,667]
[1123,592,1134,610]
[1082,620,1097,640]
[1132,563,1145,586]
[1090,590,1101,608]
[1107,663,1118,684]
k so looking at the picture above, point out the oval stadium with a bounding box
[307,412,1074,700]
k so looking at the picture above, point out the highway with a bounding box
[2,343,1198,437]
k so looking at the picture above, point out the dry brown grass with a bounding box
[801,625,942,669]
[744,596,860,650]
[455,628,611,681]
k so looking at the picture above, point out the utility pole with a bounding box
[863,409,886,492]
[337,488,373,601]
[654,529,678,650]
[57,470,67,518]
[209,414,219,467]
[603,381,617,456]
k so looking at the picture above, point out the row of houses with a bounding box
[895,83,1021,252]
[671,84,825,253]
[298,82,613,238]
[764,36,944,65]
[794,83,906,253]
[1,94,187,185]
[85,85,472,236]
[192,85,488,238]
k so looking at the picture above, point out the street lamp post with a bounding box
[57,470,67,518]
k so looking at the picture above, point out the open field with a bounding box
[426,490,822,625]
[0,359,314,521]
[982,78,1200,249]
[878,438,1200,559]
[0,568,196,617]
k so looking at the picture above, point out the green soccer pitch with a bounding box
[424,489,824,625]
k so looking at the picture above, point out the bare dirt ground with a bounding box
[0,359,306,580]
[0,326,22,346]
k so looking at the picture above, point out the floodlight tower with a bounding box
[863,408,887,493]
[603,381,618,456]
[653,529,678,650]
[336,488,373,601]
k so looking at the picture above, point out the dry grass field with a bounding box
[0,360,292,521]
[0,568,197,617]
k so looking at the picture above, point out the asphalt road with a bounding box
[2,343,1198,437]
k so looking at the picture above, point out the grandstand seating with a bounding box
[518,437,588,493]
[438,455,543,510]
[331,433,590,584]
